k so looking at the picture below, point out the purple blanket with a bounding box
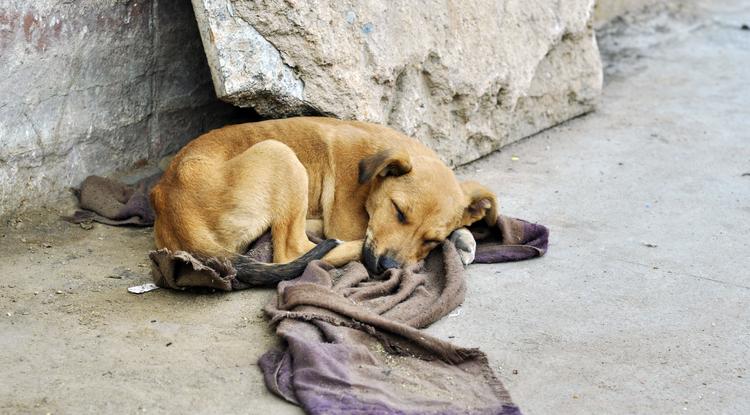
[149,216,547,414]
[257,217,546,415]
[67,174,548,414]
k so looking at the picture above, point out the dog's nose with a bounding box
[377,255,399,273]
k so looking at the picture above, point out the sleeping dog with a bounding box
[150,117,497,285]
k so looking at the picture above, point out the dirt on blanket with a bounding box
[0,209,302,414]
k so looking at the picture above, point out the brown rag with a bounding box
[63,174,160,226]
[148,215,546,415]
[67,174,548,414]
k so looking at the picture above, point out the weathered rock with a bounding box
[595,0,659,27]
[0,1,252,219]
[192,0,603,165]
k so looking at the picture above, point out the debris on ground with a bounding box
[127,283,160,294]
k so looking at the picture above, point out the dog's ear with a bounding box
[460,181,498,227]
[358,149,412,184]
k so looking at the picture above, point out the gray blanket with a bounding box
[68,174,548,414]
[149,216,547,414]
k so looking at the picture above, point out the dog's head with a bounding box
[359,149,498,275]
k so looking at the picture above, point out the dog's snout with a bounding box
[362,242,400,276]
[377,255,399,273]
[362,243,379,274]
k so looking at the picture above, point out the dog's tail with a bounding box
[231,239,339,286]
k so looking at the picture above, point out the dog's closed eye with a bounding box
[393,201,407,224]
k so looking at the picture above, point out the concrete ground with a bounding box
[1,1,748,414]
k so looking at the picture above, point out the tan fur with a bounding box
[150,117,498,273]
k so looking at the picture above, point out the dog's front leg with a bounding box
[449,228,477,265]
[321,240,364,267]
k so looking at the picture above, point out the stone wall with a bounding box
[1,0,623,219]
[0,0,253,219]
[192,0,604,166]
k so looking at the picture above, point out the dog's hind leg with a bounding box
[270,188,319,264]
[218,140,319,263]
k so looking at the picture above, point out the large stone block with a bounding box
[192,0,603,165]
[0,0,251,219]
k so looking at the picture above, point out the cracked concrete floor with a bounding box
[1,1,748,414]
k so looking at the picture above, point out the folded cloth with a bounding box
[65,174,548,414]
[148,215,547,414]
[150,233,274,291]
[471,215,548,263]
[64,174,160,226]
[69,172,549,414]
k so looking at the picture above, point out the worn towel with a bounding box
[67,174,548,414]
[64,174,160,226]
[148,216,547,414]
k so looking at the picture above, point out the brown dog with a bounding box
[150,117,497,285]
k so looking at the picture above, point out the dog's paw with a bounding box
[449,228,476,265]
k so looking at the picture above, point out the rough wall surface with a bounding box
[0,1,251,219]
[595,0,659,27]
[193,0,603,165]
